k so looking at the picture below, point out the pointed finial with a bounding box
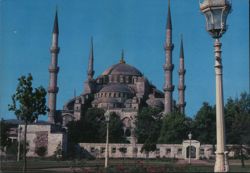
[167,0,172,30]
[87,36,94,80]
[120,49,126,64]
[180,34,184,58]
[90,36,94,56]
[53,9,59,34]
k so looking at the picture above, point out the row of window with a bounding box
[96,75,139,85]
[94,92,131,99]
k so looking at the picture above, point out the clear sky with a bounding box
[0,0,249,120]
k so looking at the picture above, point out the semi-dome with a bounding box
[100,84,134,94]
[102,63,143,76]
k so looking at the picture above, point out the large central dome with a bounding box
[102,62,142,76]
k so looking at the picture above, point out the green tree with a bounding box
[158,112,189,144]
[68,108,125,144]
[135,107,162,143]
[8,74,47,173]
[192,102,216,144]
[135,107,162,156]
[67,108,125,158]
[225,92,250,167]
[0,119,11,151]
[140,140,156,159]
[108,112,126,143]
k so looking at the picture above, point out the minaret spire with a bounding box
[87,37,94,80]
[163,0,174,114]
[48,10,60,124]
[120,49,126,64]
[167,0,172,30]
[53,10,59,34]
[178,35,186,114]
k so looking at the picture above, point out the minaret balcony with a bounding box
[49,66,59,73]
[178,102,186,107]
[163,64,174,71]
[50,47,60,53]
[87,70,95,76]
[163,85,174,92]
[48,86,59,93]
[164,43,174,51]
[178,85,186,90]
[178,69,186,75]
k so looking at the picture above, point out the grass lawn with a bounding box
[1,159,250,173]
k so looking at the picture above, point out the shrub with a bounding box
[35,146,47,157]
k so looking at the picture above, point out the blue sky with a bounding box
[0,0,249,120]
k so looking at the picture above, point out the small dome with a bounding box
[101,97,119,103]
[102,63,142,76]
[146,98,164,109]
[100,84,134,94]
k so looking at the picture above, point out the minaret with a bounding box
[178,36,186,114]
[87,37,94,80]
[48,11,60,124]
[163,0,174,114]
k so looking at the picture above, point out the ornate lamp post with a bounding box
[199,0,231,172]
[104,110,110,168]
[188,132,192,165]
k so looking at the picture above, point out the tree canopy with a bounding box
[67,108,125,144]
[158,112,190,144]
[192,102,216,144]
[135,107,162,144]
[8,74,47,123]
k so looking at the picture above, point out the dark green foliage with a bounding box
[8,74,47,123]
[135,107,162,144]
[225,92,250,144]
[67,108,125,145]
[135,107,162,154]
[119,147,127,154]
[6,140,18,156]
[35,146,47,157]
[108,112,126,143]
[0,119,11,151]
[224,92,250,167]
[140,141,156,154]
[158,112,189,144]
[8,74,47,172]
[192,102,216,144]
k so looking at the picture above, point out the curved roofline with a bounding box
[101,62,143,76]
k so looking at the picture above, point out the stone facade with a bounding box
[19,123,67,157]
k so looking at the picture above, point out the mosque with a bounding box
[21,1,212,160]
[47,0,186,141]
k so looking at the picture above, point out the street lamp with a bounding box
[200,0,231,172]
[104,110,110,168]
[188,132,192,165]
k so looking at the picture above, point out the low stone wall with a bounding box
[19,124,66,157]
[79,143,191,159]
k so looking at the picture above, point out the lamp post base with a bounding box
[214,151,229,172]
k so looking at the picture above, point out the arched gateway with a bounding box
[182,140,200,160]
